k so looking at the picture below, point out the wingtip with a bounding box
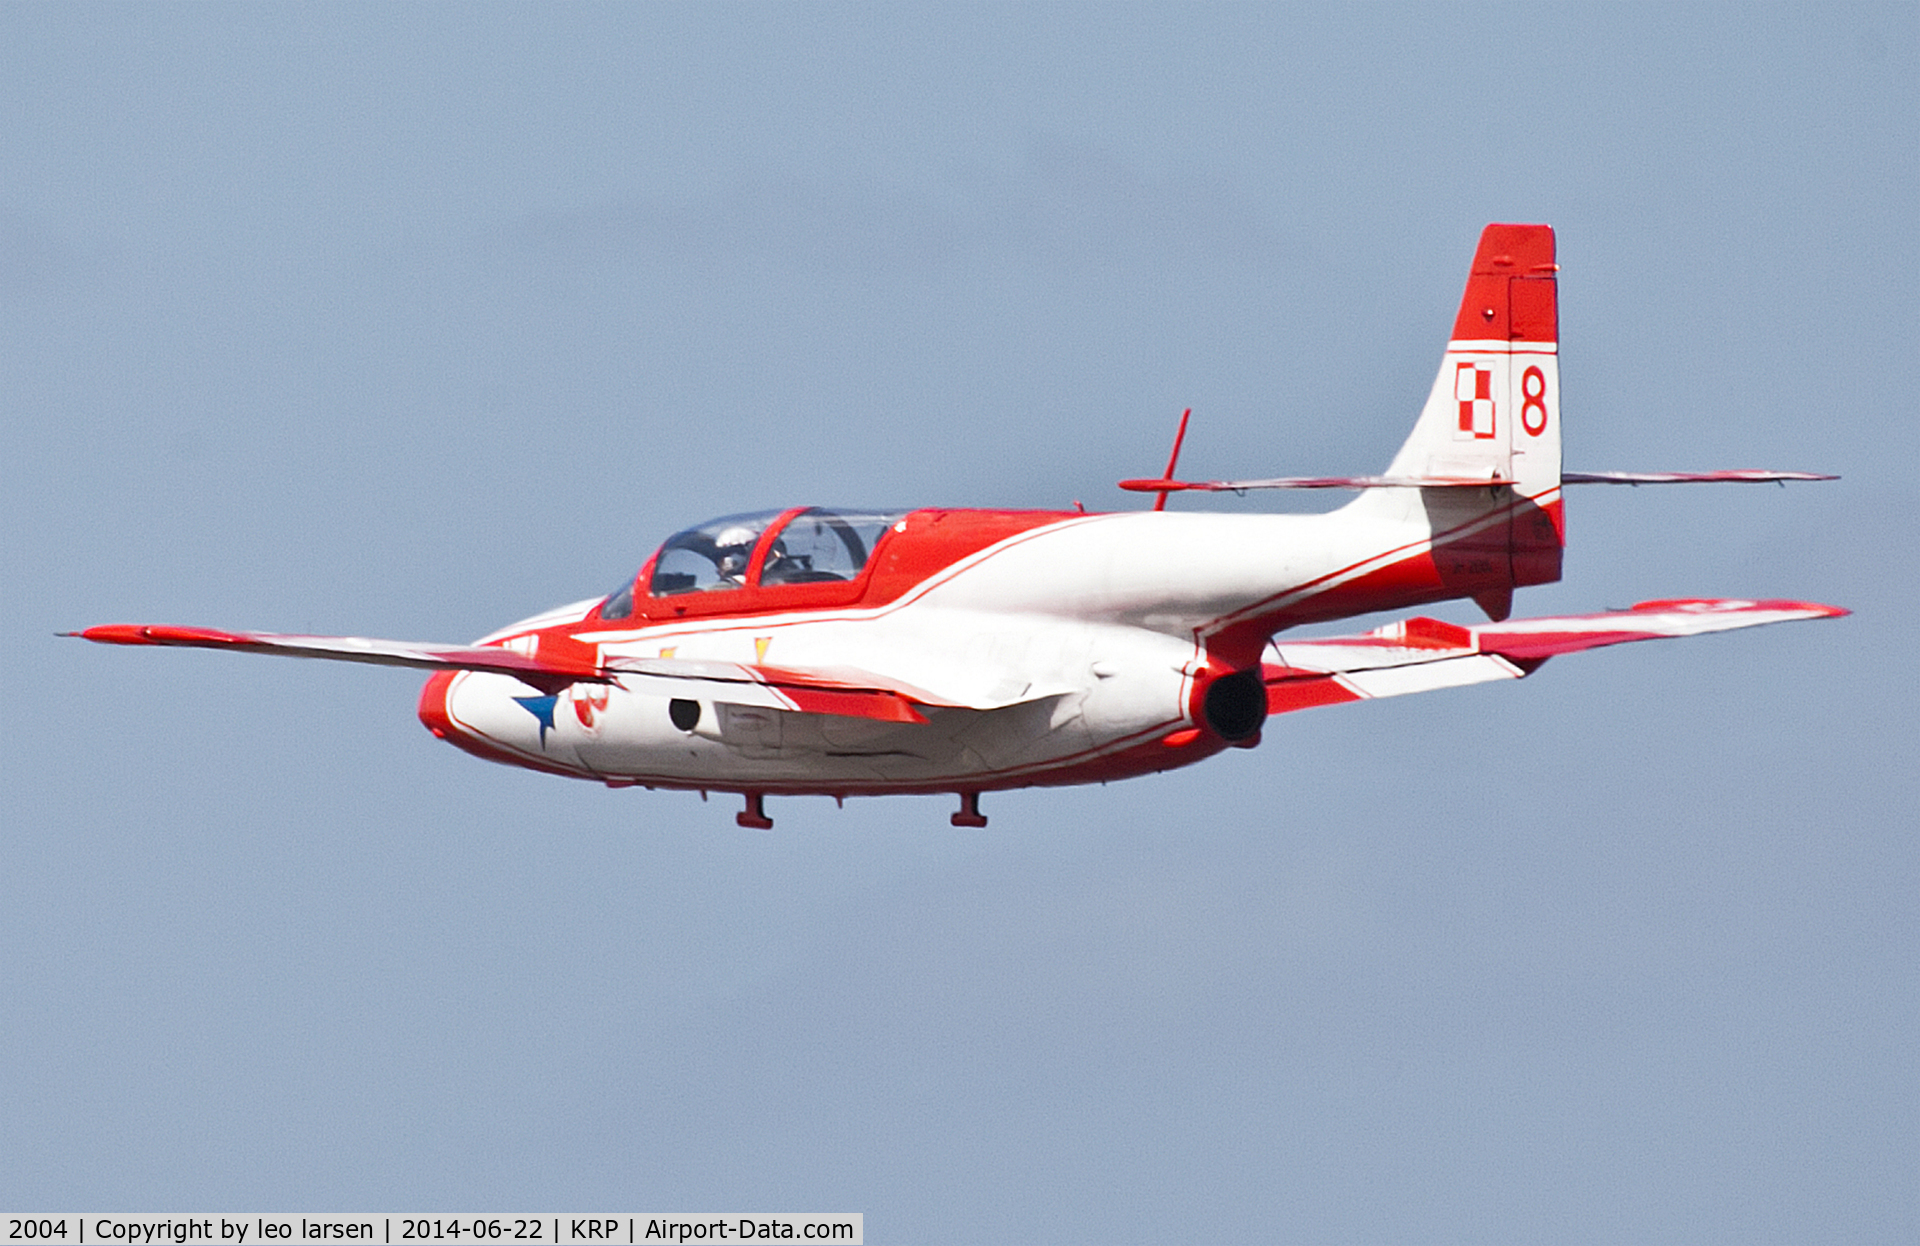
[1628,597,1849,619]
[1761,599,1849,619]
[1773,601,1850,619]
[67,624,153,645]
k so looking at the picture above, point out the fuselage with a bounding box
[420,490,1556,796]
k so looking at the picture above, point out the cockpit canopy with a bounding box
[650,509,781,596]
[599,507,907,620]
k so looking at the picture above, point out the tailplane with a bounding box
[1123,224,1563,512]
[1114,222,1830,611]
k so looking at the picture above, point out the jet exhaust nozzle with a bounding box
[1201,669,1268,743]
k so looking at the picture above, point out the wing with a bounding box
[597,655,971,724]
[1262,598,1846,714]
[65,623,958,724]
[67,623,607,686]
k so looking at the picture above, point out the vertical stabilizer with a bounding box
[1357,223,1564,596]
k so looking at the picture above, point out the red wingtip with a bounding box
[75,624,159,645]
[74,623,262,649]
[1630,598,1850,619]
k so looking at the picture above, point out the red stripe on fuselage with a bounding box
[432,488,1562,789]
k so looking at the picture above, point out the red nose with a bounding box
[417,670,458,739]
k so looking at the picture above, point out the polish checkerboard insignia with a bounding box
[1455,362,1496,439]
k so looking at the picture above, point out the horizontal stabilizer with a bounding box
[1262,598,1845,715]
[1562,470,1838,485]
[1121,469,1834,494]
[1119,473,1514,493]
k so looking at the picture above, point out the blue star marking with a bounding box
[512,693,559,746]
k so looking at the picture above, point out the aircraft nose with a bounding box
[417,670,459,740]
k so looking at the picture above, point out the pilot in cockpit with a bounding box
[712,525,760,587]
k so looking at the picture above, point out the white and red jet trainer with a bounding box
[73,224,1843,829]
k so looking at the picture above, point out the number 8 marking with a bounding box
[1520,365,1549,436]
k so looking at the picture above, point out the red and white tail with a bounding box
[1382,222,1561,500]
[1119,225,1561,517]
[1356,223,1565,595]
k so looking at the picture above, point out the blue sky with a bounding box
[3,5,1915,1241]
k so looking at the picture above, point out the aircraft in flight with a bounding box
[72,224,1842,828]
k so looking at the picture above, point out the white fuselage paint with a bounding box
[438,496,1518,792]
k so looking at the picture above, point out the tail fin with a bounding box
[1385,224,1560,494]
[1359,223,1564,595]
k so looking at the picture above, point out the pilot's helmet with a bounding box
[714,525,758,578]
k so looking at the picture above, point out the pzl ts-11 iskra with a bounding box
[73,224,1843,828]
